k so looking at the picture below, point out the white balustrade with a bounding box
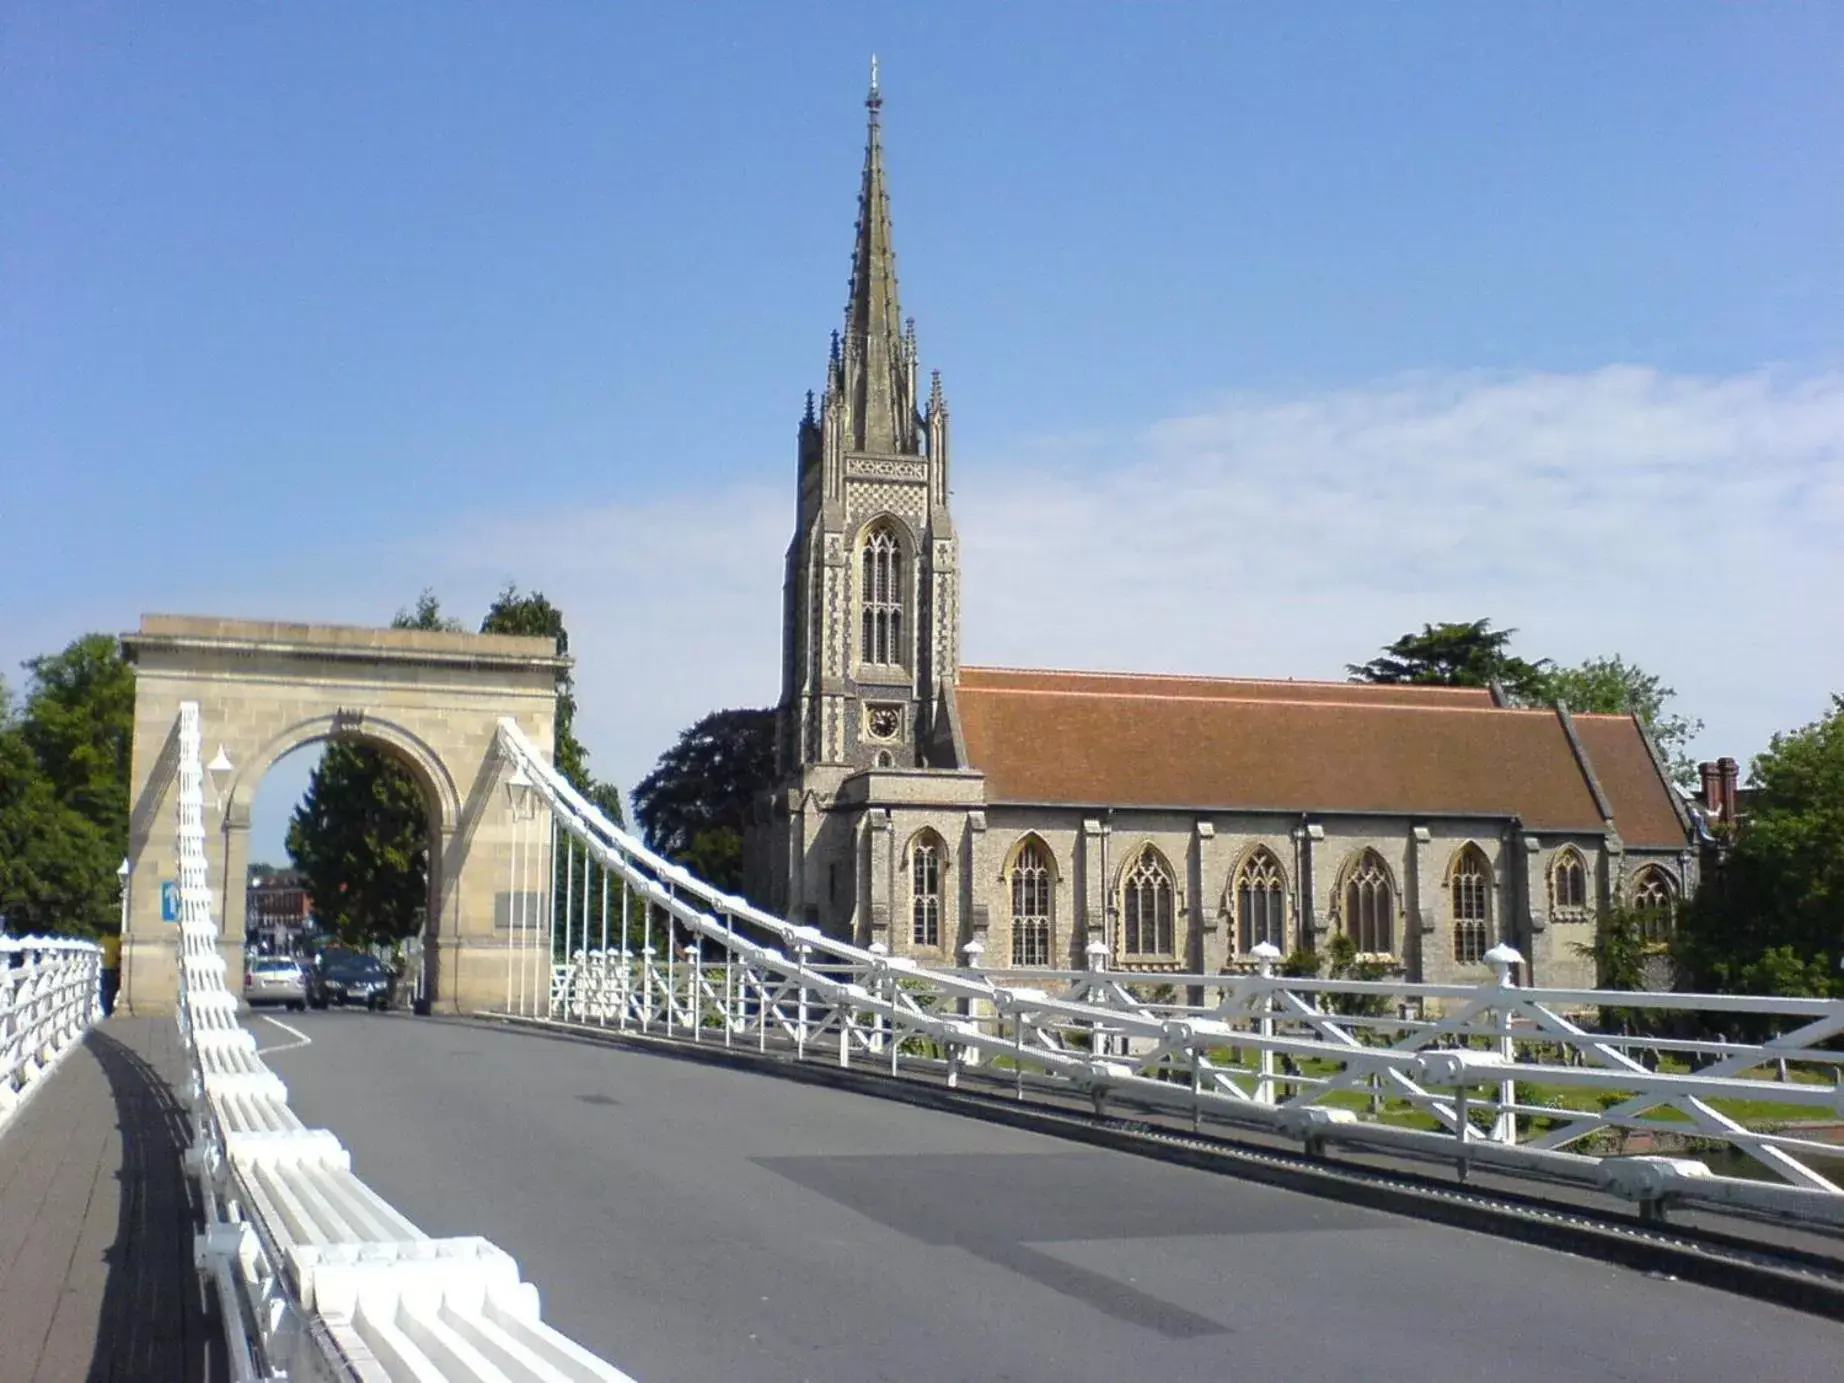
[0,934,102,1133]
[174,702,637,1382]
[493,714,1844,1231]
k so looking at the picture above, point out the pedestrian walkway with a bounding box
[0,1018,222,1382]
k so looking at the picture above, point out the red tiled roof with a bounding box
[960,666,1496,708]
[955,667,1675,841]
[1570,714,1688,849]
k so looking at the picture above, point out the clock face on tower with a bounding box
[866,705,902,741]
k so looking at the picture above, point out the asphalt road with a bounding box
[250,1010,1842,1383]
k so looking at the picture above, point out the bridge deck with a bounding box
[261,1011,1843,1383]
[0,1019,222,1383]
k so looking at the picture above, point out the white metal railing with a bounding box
[494,716,1844,1231]
[0,934,102,1134]
[174,702,637,1382]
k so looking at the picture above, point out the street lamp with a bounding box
[206,746,235,812]
[504,763,537,820]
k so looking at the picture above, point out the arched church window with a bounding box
[911,837,942,948]
[860,524,904,667]
[1120,846,1176,958]
[1010,840,1052,967]
[1342,851,1395,956]
[1632,867,1676,944]
[1451,845,1491,965]
[1551,848,1588,920]
[1236,849,1287,954]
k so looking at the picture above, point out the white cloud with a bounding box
[435,365,1844,807]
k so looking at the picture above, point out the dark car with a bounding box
[307,952,394,1010]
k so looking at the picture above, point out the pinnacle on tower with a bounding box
[837,56,910,454]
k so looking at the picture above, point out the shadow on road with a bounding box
[85,1027,227,1383]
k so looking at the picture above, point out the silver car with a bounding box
[244,956,307,1010]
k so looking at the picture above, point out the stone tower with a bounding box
[776,66,961,783]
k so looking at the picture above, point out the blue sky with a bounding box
[3,3,1840,861]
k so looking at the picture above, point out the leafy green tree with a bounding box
[1676,695,1844,999]
[1538,655,1703,787]
[286,740,431,946]
[1570,903,1654,1030]
[632,708,775,893]
[0,637,134,938]
[1348,619,1550,701]
[19,634,136,835]
[1320,932,1394,1018]
[285,593,457,946]
[479,584,592,793]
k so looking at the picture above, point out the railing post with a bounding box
[685,945,703,1042]
[1084,938,1109,1058]
[960,938,985,1070]
[1251,941,1281,1105]
[867,942,888,1058]
[794,940,813,1060]
[640,945,657,1031]
[1484,943,1524,1143]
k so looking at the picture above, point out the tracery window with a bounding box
[1342,851,1395,956]
[911,838,942,948]
[1120,846,1175,958]
[1236,849,1287,954]
[1451,846,1491,965]
[1632,866,1677,944]
[1010,840,1052,967]
[860,524,904,667]
[1551,848,1589,920]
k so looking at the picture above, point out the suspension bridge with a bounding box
[5,675,1844,1379]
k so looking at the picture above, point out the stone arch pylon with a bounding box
[117,615,564,1015]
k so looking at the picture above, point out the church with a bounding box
[748,74,1693,988]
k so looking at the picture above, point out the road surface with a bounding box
[254,1010,1842,1383]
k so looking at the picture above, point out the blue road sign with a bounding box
[161,880,180,923]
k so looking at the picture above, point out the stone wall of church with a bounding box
[758,780,1691,1007]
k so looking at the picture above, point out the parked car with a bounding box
[244,956,307,1010]
[307,952,394,1010]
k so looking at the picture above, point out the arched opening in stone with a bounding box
[231,725,453,1012]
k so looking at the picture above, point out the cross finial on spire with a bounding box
[869,54,880,102]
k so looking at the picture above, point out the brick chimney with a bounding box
[1699,761,1722,821]
[1717,757,1741,824]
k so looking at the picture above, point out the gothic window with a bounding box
[1451,845,1492,965]
[1120,846,1176,958]
[1342,851,1396,956]
[860,523,904,667]
[1010,839,1053,967]
[1632,866,1677,944]
[1551,848,1589,921]
[1235,849,1288,954]
[910,836,942,949]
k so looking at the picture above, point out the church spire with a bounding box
[836,55,916,455]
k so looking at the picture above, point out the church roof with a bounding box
[955,666,1686,846]
[1569,712,1690,848]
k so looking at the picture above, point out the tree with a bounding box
[631,709,776,892]
[0,637,135,938]
[20,634,135,834]
[284,593,456,946]
[1676,695,1844,999]
[1348,619,1550,701]
[1538,655,1704,788]
[479,584,591,793]
[285,740,432,946]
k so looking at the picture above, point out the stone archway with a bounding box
[117,615,563,1015]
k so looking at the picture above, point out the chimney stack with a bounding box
[1717,757,1741,825]
[1699,761,1723,821]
